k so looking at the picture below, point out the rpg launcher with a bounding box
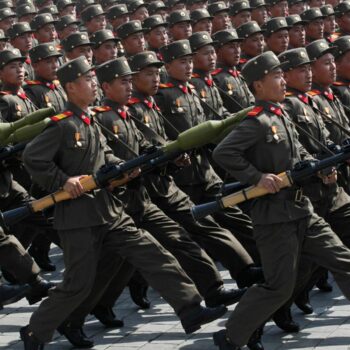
[191,141,350,220]
[0,143,27,161]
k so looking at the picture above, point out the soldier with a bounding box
[168,10,193,40]
[34,0,54,11]
[106,4,130,35]
[55,15,80,41]
[263,17,290,55]
[143,15,169,58]
[229,0,252,29]
[24,43,67,112]
[31,13,58,44]
[62,31,94,64]
[20,56,227,349]
[308,0,325,7]
[265,0,288,18]
[286,14,306,48]
[301,8,325,44]
[100,0,117,11]
[0,8,16,33]
[187,0,208,12]
[90,29,118,64]
[334,2,350,37]
[166,0,187,12]
[76,0,96,18]
[7,22,35,80]
[128,0,149,21]
[191,8,213,34]
[148,0,168,19]
[249,0,268,26]
[332,36,350,117]
[212,51,350,350]
[38,5,60,21]
[212,29,255,113]
[81,4,107,34]
[0,30,9,52]
[321,5,337,43]
[287,0,306,15]
[57,0,76,18]
[208,2,231,34]
[16,3,38,24]
[116,20,146,56]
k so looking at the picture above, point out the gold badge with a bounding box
[324,107,330,115]
[45,95,52,107]
[271,125,279,141]
[227,83,233,95]
[176,98,183,112]
[144,115,150,126]
[75,132,82,147]
[113,125,119,134]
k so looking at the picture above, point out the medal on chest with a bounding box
[15,104,22,118]
[75,132,82,147]
[200,89,207,100]
[176,98,183,112]
[227,83,234,95]
[113,125,119,136]
[144,115,151,127]
[271,125,279,141]
[45,94,52,108]
[324,107,331,116]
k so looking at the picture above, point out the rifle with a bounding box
[191,141,350,220]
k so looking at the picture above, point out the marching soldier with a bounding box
[0,29,9,52]
[116,20,146,56]
[208,1,231,34]
[106,4,130,35]
[90,29,119,64]
[61,31,94,64]
[190,8,213,34]
[31,13,58,44]
[16,3,38,23]
[321,4,337,43]
[168,10,193,40]
[301,8,326,44]
[265,0,288,18]
[229,0,252,29]
[334,2,350,37]
[0,8,16,33]
[287,0,306,15]
[250,0,268,26]
[286,14,306,49]
[148,0,168,19]
[81,4,107,34]
[57,0,76,18]
[263,17,290,55]
[56,15,80,40]
[128,0,149,22]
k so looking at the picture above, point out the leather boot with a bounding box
[247,325,264,350]
[28,244,56,272]
[0,284,30,308]
[236,266,264,289]
[206,287,247,307]
[295,289,313,314]
[213,329,241,350]
[316,271,332,292]
[92,305,124,328]
[20,325,45,350]
[273,306,300,333]
[128,274,150,309]
[57,323,94,348]
[26,278,55,305]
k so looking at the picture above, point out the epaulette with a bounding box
[307,90,321,96]
[50,110,73,121]
[93,106,112,113]
[127,97,141,105]
[191,73,200,78]
[239,58,247,64]
[285,92,294,96]
[211,68,223,76]
[333,81,347,86]
[159,83,174,88]
[25,80,42,85]
[0,91,11,95]
[331,32,341,40]
[247,106,263,117]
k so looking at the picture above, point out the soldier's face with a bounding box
[308,0,325,7]
[166,55,193,81]
[122,33,145,55]
[133,66,160,96]
[0,60,25,86]
[11,32,33,53]
[69,45,93,64]
[33,56,59,81]
[266,29,289,55]
[103,75,133,105]
[284,64,312,92]
[217,41,241,66]
[0,40,7,51]
[68,72,97,104]
[36,23,57,43]
[254,68,286,102]
[193,44,217,72]
[0,17,15,32]
[130,6,149,21]
[19,14,36,23]
[59,24,79,40]
[324,15,336,34]
[86,15,107,33]
[241,32,264,57]
[269,1,288,17]
[212,12,231,33]
[251,6,268,25]
[170,21,192,40]
[93,40,118,64]
[188,1,207,11]
[193,19,212,34]
[337,13,350,33]
[60,5,76,17]
[230,11,251,28]
[305,19,324,40]
[146,26,168,49]
[311,53,336,86]
[288,2,306,15]
[110,15,129,29]
[336,51,350,80]
[288,25,305,48]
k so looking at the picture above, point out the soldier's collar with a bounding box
[66,102,93,125]
[256,100,283,116]
[286,87,310,104]
[104,98,129,118]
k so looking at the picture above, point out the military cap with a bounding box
[31,13,57,31]
[187,0,205,4]
[262,17,290,35]
[7,22,34,39]
[334,1,350,17]
[90,29,119,48]
[166,0,185,6]
[16,0,34,6]
[56,15,80,31]
[76,0,97,14]
[39,5,59,16]
[128,0,147,13]
[106,4,129,20]
[264,0,285,5]
[142,15,168,32]
[100,0,117,9]
[332,35,350,59]
[61,32,93,51]
[96,57,135,83]
[212,28,242,47]
[81,4,106,22]
[128,50,164,71]
[190,9,213,24]
[17,4,38,17]
[117,20,145,39]
[160,39,193,63]
[0,8,16,21]
[241,51,284,85]
[34,0,49,6]
[287,0,305,5]
[168,10,191,26]
[57,56,93,86]
[57,0,76,11]
[249,0,266,8]
[148,1,167,15]
[229,0,252,16]
[0,0,13,8]
[306,39,336,60]
[0,49,26,68]
[189,31,216,51]
[286,14,307,26]
[278,47,313,71]
[320,4,334,17]
[237,20,264,38]
[300,8,325,22]
[0,29,9,41]
[29,42,62,62]
[208,2,229,16]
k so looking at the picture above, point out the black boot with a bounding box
[295,290,313,314]
[26,278,55,305]
[206,287,247,307]
[273,306,300,333]
[92,305,124,328]
[247,325,264,350]
[236,266,264,289]
[213,329,241,350]
[20,325,45,350]
[180,304,227,334]
[0,284,30,308]
[316,272,332,292]
[28,244,56,272]
[57,323,94,348]
[128,275,150,309]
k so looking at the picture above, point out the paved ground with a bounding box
[1,246,350,350]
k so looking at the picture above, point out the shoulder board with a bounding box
[211,68,223,76]
[25,80,42,85]
[50,111,73,122]
[191,73,200,78]
[285,91,294,96]
[159,83,174,88]
[331,32,341,40]
[93,106,112,113]
[239,58,247,64]
[333,81,347,86]
[307,90,321,96]
[127,97,141,105]
[0,91,11,95]
[247,106,263,117]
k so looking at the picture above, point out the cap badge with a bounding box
[300,51,306,57]
[183,43,188,49]
[203,34,208,39]
[49,45,54,51]
[81,34,87,39]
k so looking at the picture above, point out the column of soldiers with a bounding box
[0,0,350,349]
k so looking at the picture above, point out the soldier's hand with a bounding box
[318,167,337,185]
[257,173,283,193]
[174,153,191,167]
[63,176,86,199]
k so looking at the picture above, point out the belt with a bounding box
[266,187,304,203]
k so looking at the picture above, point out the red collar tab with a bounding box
[25,57,31,65]
[297,93,309,104]
[46,82,56,90]
[144,98,160,110]
[17,91,27,99]
[228,69,239,78]
[204,76,213,87]
[79,113,91,125]
[269,105,282,116]
[323,90,334,101]
[156,52,163,61]
[128,97,141,105]
[118,107,127,119]
[211,68,222,76]
[179,84,189,94]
